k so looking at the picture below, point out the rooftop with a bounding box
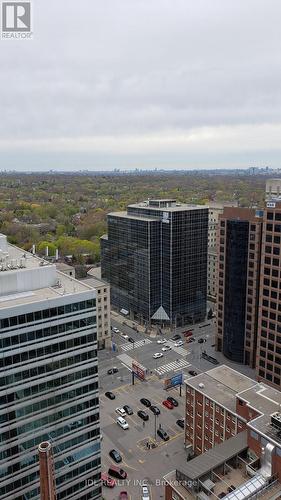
[81,276,109,290]
[0,234,93,310]
[185,365,256,414]
[107,211,159,222]
[128,200,208,212]
[238,383,281,446]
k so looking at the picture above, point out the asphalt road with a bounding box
[99,315,256,499]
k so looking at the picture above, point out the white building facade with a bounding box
[0,235,101,500]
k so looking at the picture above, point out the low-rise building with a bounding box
[165,365,281,499]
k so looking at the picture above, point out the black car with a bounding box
[109,449,122,463]
[198,338,205,344]
[123,405,133,415]
[105,391,115,400]
[188,370,198,376]
[176,419,185,429]
[128,337,135,343]
[167,396,178,407]
[157,428,169,441]
[107,367,119,375]
[171,334,181,341]
[137,410,149,421]
[140,398,151,407]
[150,405,161,415]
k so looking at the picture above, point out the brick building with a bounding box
[256,199,281,389]
[165,365,281,500]
[216,207,263,368]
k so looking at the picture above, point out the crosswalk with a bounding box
[154,358,190,376]
[120,338,152,351]
[165,340,188,356]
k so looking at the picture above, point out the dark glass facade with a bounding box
[223,221,249,362]
[0,297,101,500]
[101,200,208,324]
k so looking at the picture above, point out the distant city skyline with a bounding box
[1,0,281,170]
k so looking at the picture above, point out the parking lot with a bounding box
[99,315,256,499]
[100,375,187,499]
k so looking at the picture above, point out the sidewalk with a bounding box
[111,309,158,337]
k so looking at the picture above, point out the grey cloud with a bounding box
[0,0,281,168]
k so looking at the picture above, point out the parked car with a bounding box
[117,417,129,430]
[176,419,185,429]
[153,352,163,359]
[119,492,129,500]
[140,398,151,407]
[149,405,160,415]
[157,428,170,441]
[108,465,127,479]
[142,485,150,500]
[167,396,178,407]
[105,391,115,400]
[157,338,167,344]
[174,340,184,347]
[188,370,198,376]
[113,327,120,333]
[171,334,181,341]
[123,405,133,415]
[186,337,195,343]
[162,345,171,352]
[162,400,174,409]
[109,449,122,463]
[137,410,149,421]
[108,367,119,375]
[115,407,126,417]
[183,330,193,337]
[198,338,205,343]
[101,472,116,488]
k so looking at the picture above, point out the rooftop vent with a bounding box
[271,412,281,430]
[198,383,205,389]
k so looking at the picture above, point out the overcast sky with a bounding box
[1,0,281,171]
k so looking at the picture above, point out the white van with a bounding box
[117,416,129,429]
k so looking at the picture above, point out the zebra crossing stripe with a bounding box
[154,358,190,375]
[120,339,152,351]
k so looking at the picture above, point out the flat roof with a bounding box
[238,383,281,445]
[55,262,74,272]
[0,236,93,310]
[185,365,256,413]
[128,202,208,212]
[81,277,109,290]
[107,211,159,222]
[177,431,247,481]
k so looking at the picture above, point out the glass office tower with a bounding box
[101,199,208,325]
[0,235,101,500]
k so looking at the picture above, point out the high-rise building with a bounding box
[101,199,208,326]
[216,207,263,367]
[265,178,281,201]
[207,202,238,300]
[81,269,111,349]
[0,235,101,500]
[256,198,281,389]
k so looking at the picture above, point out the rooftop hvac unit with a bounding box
[271,412,281,430]
[198,383,205,389]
